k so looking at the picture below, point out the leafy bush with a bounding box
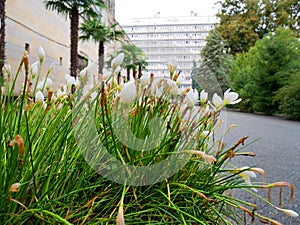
[276,72,300,120]
[229,52,256,112]
[230,27,300,116]
[0,49,298,224]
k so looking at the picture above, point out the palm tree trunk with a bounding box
[70,5,79,80]
[138,65,142,79]
[98,41,104,75]
[0,0,6,84]
[126,67,130,81]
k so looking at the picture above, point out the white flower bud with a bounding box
[38,46,45,63]
[200,90,208,104]
[45,77,53,89]
[120,80,136,103]
[35,90,44,103]
[111,53,124,71]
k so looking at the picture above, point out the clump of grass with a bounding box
[0,49,298,224]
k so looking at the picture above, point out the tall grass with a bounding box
[0,49,297,224]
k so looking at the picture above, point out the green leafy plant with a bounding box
[276,71,300,120]
[0,48,298,224]
[230,27,300,116]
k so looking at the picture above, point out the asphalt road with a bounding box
[216,110,300,224]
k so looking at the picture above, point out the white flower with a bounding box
[212,93,223,109]
[237,166,257,191]
[31,61,39,69]
[111,53,124,71]
[43,102,47,110]
[275,207,299,217]
[90,91,98,100]
[56,89,66,98]
[140,72,150,86]
[66,76,76,86]
[200,90,208,104]
[45,77,53,89]
[223,88,242,105]
[167,80,179,96]
[82,84,94,97]
[65,73,78,86]
[201,130,210,137]
[30,64,39,79]
[38,46,45,63]
[187,150,216,164]
[35,90,44,103]
[202,105,210,115]
[175,74,185,85]
[65,73,71,82]
[102,68,112,80]
[120,80,136,103]
[185,88,198,107]
[62,84,68,93]
[152,86,163,97]
[57,103,63,110]
[30,62,39,78]
[36,80,44,90]
[114,65,122,74]
[79,67,88,77]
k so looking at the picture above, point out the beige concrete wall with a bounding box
[6,0,99,94]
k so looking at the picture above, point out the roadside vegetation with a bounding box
[0,48,298,224]
[0,0,299,224]
[192,0,300,120]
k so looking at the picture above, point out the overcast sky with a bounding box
[115,0,220,23]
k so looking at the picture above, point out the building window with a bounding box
[25,43,30,52]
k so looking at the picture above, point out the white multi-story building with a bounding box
[120,15,218,88]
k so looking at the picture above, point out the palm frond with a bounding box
[43,0,71,16]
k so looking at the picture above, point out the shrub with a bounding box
[230,27,300,115]
[0,48,298,224]
[276,72,300,120]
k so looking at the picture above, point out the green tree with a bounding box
[120,43,147,81]
[217,0,261,55]
[80,19,125,74]
[252,27,300,113]
[230,27,300,114]
[217,0,300,55]
[192,28,233,95]
[229,52,256,111]
[191,61,201,92]
[259,0,300,36]
[0,0,6,84]
[135,59,148,79]
[106,43,148,81]
[276,72,300,120]
[201,28,234,92]
[44,0,105,79]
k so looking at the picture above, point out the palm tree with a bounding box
[136,59,148,79]
[0,0,6,84]
[106,43,148,81]
[121,43,147,80]
[43,0,105,79]
[80,19,125,75]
